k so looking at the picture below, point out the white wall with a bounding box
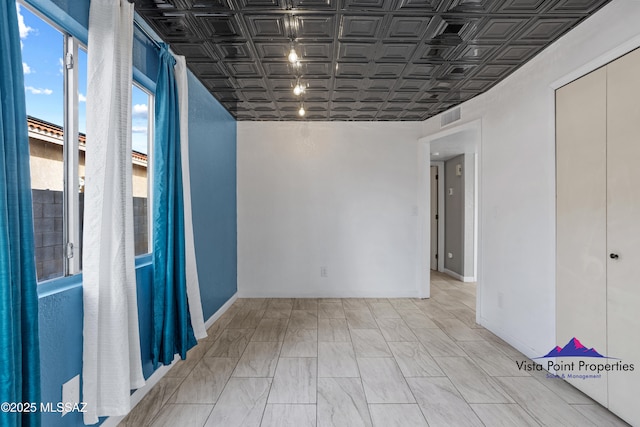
[420,0,640,358]
[238,121,424,297]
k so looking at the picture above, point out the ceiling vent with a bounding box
[441,107,461,127]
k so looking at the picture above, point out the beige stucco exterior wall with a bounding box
[29,136,148,197]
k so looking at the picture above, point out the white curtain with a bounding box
[82,0,144,424]
[174,56,207,340]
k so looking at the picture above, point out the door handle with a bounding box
[610,253,619,260]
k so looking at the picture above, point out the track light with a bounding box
[293,79,305,96]
[288,47,298,63]
[298,105,305,116]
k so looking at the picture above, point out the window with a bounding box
[20,3,68,281]
[20,2,153,281]
[132,84,152,256]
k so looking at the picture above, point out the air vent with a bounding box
[441,107,461,127]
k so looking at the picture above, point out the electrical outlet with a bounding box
[62,375,80,417]
[320,266,327,278]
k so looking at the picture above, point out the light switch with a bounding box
[448,188,453,196]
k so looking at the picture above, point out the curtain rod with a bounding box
[133,18,162,50]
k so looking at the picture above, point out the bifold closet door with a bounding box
[556,66,608,405]
[606,47,640,427]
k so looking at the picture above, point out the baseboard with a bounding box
[100,357,179,427]
[205,292,238,330]
[478,316,544,361]
[442,268,475,283]
[237,292,422,298]
[237,289,421,298]
[101,292,238,427]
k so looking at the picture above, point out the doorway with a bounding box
[418,120,481,319]
[430,165,438,270]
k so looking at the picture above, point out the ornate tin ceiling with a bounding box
[134,0,611,121]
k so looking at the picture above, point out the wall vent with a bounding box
[441,107,461,127]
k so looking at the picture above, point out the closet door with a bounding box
[606,47,640,427]
[556,66,608,405]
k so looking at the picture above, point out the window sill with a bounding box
[37,253,153,299]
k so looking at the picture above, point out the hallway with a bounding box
[120,272,628,427]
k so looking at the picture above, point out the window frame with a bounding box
[64,33,81,275]
[132,81,154,257]
[20,1,76,281]
[21,1,154,282]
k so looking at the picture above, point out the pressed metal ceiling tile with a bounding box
[190,61,228,77]
[452,44,499,62]
[497,0,550,13]
[342,0,394,9]
[263,62,297,77]
[334,78,361,90]
[337,42,377,61]
[302,44,334,60]
[549,0,607,13]
[395,0,443,11]
[227,62,262,76]
[170,42,217,59]
[234,0,285,9]
[472,18,528,41]
[292,0,338,10]
[245,15,288,39]
[196,15,244,39]
[371,62,406,77]
[236,78,269,89]
[255,43,290,60]
[297,15,336,39]
[134,0,611,120]
[375,44,418,62]
[336,62,369,77]
[305,79,333,90]
[515,17,578,42]
[385,16,432,39]
[492,44,539,63]
[215,42,254,60]
[339,16,384,39]
[393,79,429,92]
[366,78,396,91]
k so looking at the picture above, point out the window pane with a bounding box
[132,84,150,255]
[20,4,65,281]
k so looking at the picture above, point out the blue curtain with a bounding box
[152,44,196,367]
[0,2,41,427]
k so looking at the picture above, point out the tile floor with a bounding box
[120,272,629,427]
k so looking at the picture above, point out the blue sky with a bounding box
[18,3,149,154]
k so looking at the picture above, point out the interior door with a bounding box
[556,66,608,405]
[430,166,438,270]
[606,47,640,427]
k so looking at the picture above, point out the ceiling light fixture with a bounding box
[298,104,305,117]
[288,44,298,63]
[293,78,305,96]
